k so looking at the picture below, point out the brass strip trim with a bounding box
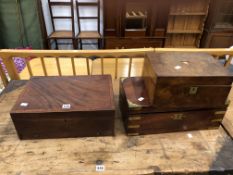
[214,111,226,115]
[211,119,223,123]
[225,99,230,106]
[208,126,219,130]
[128,125,140,129]
[128,133,139,136]
[171,114,186,120]
[128,116,141,121]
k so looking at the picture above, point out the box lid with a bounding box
[11,75,115,114]
[121,77,152,110]
[146,52,233,77]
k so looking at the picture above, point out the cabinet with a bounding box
[201,0,233,48]
[104,0,211,49]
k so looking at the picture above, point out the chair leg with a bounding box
[47,39,51,50]
[97,39,100,49]
[55,39,58,50]
[79,39,83,50]
[72,39,77,49]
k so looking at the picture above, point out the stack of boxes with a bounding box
[120,52,233,135]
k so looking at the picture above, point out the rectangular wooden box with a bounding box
[143,52,233,112]
[10,75,115,139]
[119,77,226,135]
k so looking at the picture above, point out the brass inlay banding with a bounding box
[128,116,142,121]
[208,126,219,130]
[211,118,223,123]
[128,125,140,129]
[214,111,226,115]
[171,113,186,120]
[225,99,230,106]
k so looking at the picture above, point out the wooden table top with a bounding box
[0,80,233,175]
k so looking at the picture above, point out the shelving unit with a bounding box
[165,0,210,48]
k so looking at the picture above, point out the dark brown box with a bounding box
[120,77,226,135]
[10,75,115,139]
[143,52,233,112]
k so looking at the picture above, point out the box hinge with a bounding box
[214,111,226,115]
[211,118,223,123]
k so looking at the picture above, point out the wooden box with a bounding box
[143,52,233,112]
[10,75,115,139]
[120,77,226,135]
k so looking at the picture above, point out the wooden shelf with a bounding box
[125,29,146,32]
[165,0,209,48]
[167,30,202,34]
[169,12,206,16]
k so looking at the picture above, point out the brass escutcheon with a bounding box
[189,86,198,95]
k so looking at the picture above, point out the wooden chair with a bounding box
[75,0,102,49]
[47,0,76,49]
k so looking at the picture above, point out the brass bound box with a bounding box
[120,52,233,135]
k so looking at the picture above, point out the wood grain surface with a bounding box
[10,76,115,139]
[11,75,115,113]
[0,80,233,174]
[143,53,233,111]
[120,77,227,135]
[146,52,233,77]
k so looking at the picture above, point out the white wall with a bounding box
[41,0,103,49]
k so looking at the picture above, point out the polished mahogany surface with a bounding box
[10,75,115,139]
[143,52,233,111]
[11,75,115,113]
[119,77,226,135]
[146,52,233,77]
